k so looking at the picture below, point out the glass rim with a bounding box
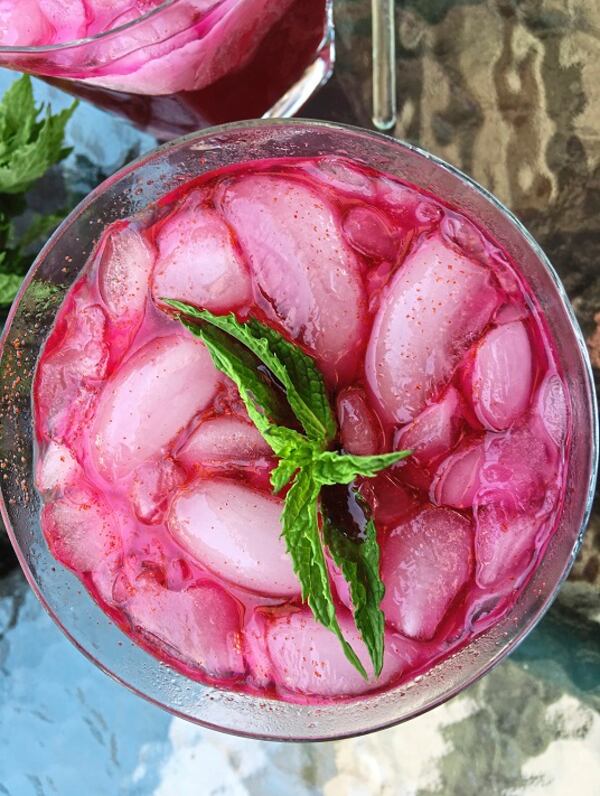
[1,117,597,741]
[0,0,181,54]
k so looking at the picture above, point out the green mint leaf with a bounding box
[245,316,337,445]
[270,459,298,493]
[0,271,25,306]
[322,498,385,676]
[165,297,413,680]
[0,75,77,195]
[173,309,303,457]
[313,449,412,485]
[165,301,336,446]
[281,467,368,679]
[0,75,37,155]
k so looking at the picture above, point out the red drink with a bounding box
[0,0,332,138]
[33,155,570,703]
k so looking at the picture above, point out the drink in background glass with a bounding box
[0,0,333,138]
[32,152,572,704]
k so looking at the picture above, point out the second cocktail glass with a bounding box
[0,0,334,139]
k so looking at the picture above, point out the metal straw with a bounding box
[371,0,397,131]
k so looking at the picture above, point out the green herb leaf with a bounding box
[167,299,412,679]
[0,76,77,195]
[164,301,336,446]
[174,310,297,451]
[313,449,411,485]
[270,459,299,493]
[0,77,75,313]
[0,270,26,306]
[281,467,368,679]
[246,315,337,445]
[322,498,386,675]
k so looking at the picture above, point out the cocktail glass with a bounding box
[0,120,596,740]
[0,0,334,139]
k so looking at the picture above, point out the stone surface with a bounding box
[0,569,598,795]
[0,0,599,791]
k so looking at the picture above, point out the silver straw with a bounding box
[371,0,397,131]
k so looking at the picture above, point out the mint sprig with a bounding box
[0,75,77,307]
[165,300,336,445]
[282,467,368,678]
[165,300,411,678]
[322,500,386,676]
[0,75,76,195]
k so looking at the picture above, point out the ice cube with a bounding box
[35,441,80,495]
[38,0,87,42]
[381,507,474,640]
[219,175,367,384]
[263,608,407,697]
[42,487,121,576]
[360,472,421,529]
[97,222,155,322]
[415,202,443,225]
[430,437,485,509]
[336,387,383,456]
[535,373,568,448]
[152,203,252,312]
[474,499,544,588]
[85,0,293,95]
[365,234,500,423]
[342,206,397,261]
[127,578,245,679]
[395,386,463,471]
[129,457,184,524]
[494,301,528,324]
[300,157,377,199]
[167,477,300,597]
[466,321,533,431]
[92,335,221,478]
[243,610,273,688]
[0,1,52,45]
[85,0,147,33]
[376,177,421,210]
[441,213,487,260]
[35,287,109,442]
[177,415,271,467]
[478,427,551,511]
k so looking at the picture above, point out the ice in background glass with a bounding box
[0,122,596,738]
[0,0,333,139]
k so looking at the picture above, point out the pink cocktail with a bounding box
[0,0,333,138]
[32,150,573,704]
[1,122,594,738]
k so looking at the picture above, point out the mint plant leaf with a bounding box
[0,75,77,195]
[0,271,26,306]
[270,459,298,493]
[314,449,411,485]
[0,75,37,156]
[174,310,303,457]
[165,301,336,446]
[322,497,386,676]
[0,76,75,313]
[281,467,368,679]
[246,316,337,445]
[166,296,413,680]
